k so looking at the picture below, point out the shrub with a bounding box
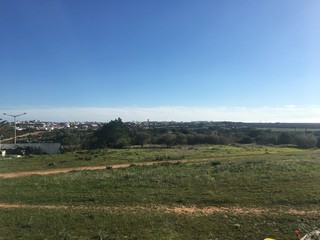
[295,134,317,149]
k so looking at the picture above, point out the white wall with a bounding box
[1,143,61,154]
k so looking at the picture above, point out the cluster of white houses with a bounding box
[0,120,103,157]
[16,121,102,131]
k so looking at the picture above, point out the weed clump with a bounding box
[211,161,222,166]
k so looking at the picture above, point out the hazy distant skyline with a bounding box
[1,1,320,122]
[2,106,320,123]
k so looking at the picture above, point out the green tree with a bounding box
[162,133,176,147]
[176,134,187,145]
[94,118,130,148]
[135,132,150,147]
[277,132,294,145]
[295,134,317,149]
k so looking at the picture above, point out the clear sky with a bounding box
[1,0,320,122]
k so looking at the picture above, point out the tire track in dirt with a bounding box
[1,131,43,143]
[0,153,287,179]
[0,203,318,216]
[0,158,221,179]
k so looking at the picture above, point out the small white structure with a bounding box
[0,150,6,157]
[1,143,61,154]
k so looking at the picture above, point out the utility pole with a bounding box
[3,112,26,145]
[0,118,3,149]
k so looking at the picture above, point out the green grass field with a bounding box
[0,144,304,173]
[0,145,319,239]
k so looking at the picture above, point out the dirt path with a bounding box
[0,151,294,179]
[0,158,217,179]
[2,131,43,142]
[0,203,318,216]
[1,155,319,217]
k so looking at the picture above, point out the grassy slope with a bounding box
[0,145,304,173]
[0,145,319,239]
[0,208,310,240]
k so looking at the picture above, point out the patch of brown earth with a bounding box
[0,152,286,179]
[0,203,318,216]
[0,159,213,179]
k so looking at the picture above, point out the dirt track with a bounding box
[0,203,318,216]
[0,164,122,179]
[0,158,214,179]
[0,152,289,179]
[1,158,319,216]
[1,131,43,142]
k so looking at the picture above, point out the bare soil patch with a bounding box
[0,152,280,179]
[0,203,318,216]
[0,158,214,179]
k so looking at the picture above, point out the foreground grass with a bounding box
[1,151,320,207]
[0,145,320,239]
[1,207,318,240]
[0,144,304,173]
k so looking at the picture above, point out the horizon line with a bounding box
[1,105,320,123]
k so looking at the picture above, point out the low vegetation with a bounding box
[0,145,320,239]
[4,119,320,152]
[1,207,317,240]
[0,144,304,173]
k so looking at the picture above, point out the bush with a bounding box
[277,132,295,145]
[93,118,131,149]
[295,134,317,149]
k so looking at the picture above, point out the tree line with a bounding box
[50,118,320,151]
[3,118,319,152]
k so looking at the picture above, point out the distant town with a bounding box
[14,120,103,131]
[1,118,320,156]
[11,120,320,132]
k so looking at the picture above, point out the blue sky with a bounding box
[1,1,320,122]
